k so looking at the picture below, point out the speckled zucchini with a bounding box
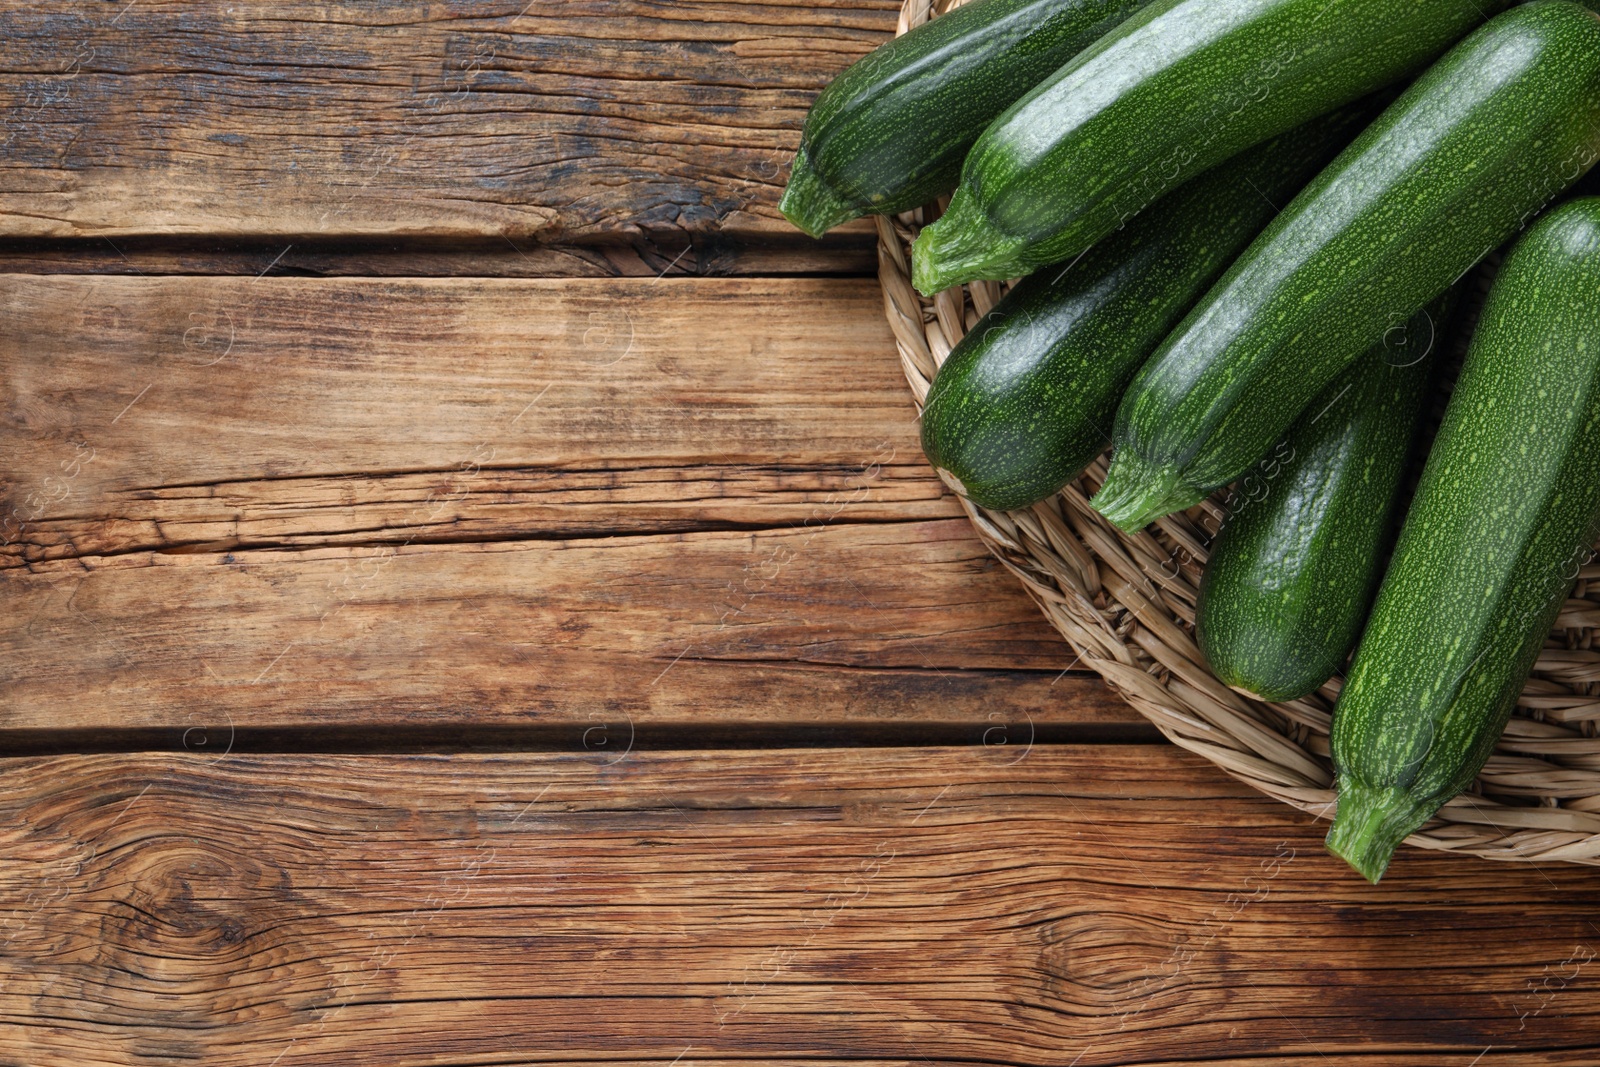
[1093,0,1600,533]
[1195,297,1448,703]
[778,0,1151,239]
[919,107,1371,511]
[909,0,1511,293]
[1326,198,1600,883]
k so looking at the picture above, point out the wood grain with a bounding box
[0,0,895,242]
[1,746,1597,1066]
[0,274,1130,734]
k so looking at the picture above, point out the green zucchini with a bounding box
[778,0,1151,239]
[919,107,1372,512]
[1093,0,1600,533]
[1326,198,1600,882]
[1195,299,1445,703]
[909,0,1512,294]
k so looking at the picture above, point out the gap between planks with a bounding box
[0,235,878,279]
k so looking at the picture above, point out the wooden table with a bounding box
[2,3,1597,1063]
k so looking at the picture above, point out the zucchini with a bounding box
[910,0,1511,294]
[778,0,1151,239]
[1094,0,1600,533]
[1195,299,1444,703]
[920,107,1372,512]
[1326,198,1600,883]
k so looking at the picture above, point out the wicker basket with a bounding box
[877,0,1600,866]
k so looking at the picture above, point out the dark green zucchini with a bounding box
[910,0,1511,293]
[919,107,1373,512]
[1094,0,1600,533]
[1195,298,1446,703]
[778,0,1151,239]
[1327,198,1600,883]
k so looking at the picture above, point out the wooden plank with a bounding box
[2,518,1117,733]
[0,0,895,241]
[0,746,1596,1065]
[1,275,913,514]
[1,274,1130,733]
[1,273,931,562]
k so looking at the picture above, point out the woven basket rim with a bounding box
[876,0,1600,867]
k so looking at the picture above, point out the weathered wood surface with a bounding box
[1,274,1130,734]
[2,747,1597,1066]
[0,0,894,242]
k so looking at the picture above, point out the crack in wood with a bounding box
[2,513,953,569]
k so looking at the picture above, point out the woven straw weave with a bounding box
[878,0,1600,865]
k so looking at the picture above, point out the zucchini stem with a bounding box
[779,149,859,239]
[911,189,1028,294]
[1325,778,1438,883]
[1091,448,1204,532]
